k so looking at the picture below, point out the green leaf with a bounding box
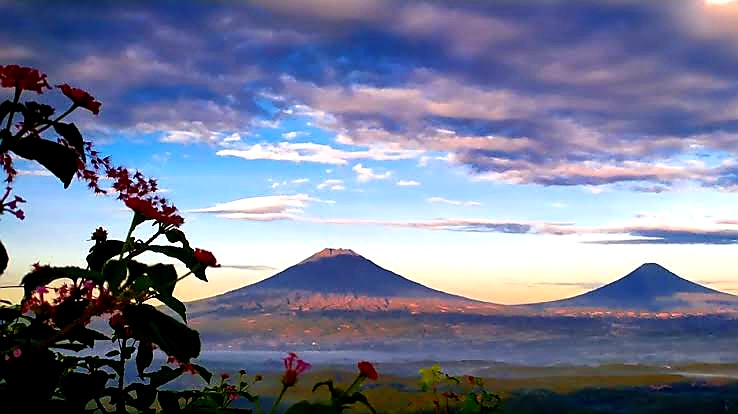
[102,260,127,293]
[52,122,85,161]
[312,380,338,398]
[156,293,187,322]
[124,304,201,362]
[145,366,184,388]
[10,136,79,188]
[148,263,177,296]
[105,350,120,358]
[148,245,207,281]
[157,391,182,413]
[87,240,125,272]
[341,392,376,414]
[165,228,190,248]
[0,239,8,276]
[136,342,154,378]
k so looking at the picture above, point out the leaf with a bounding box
[165,228,190,248]
[87,240,125,272]
[312,380,338,398]
[148,245,207,281]
[61,326,109,348]
[124,304,201,362]
[145,366,184,388]
[341,392,376,414]
[284,401,333,414]
[11,136,79,188]
[191,364,213,384]
[156,293,187,322]
[59,370,109,409]
[136,342,154,378]
[21,266,72,297]
[157,391,182,413]
[126,383,158,411]
[0,99,14,124]
[0,239,8,276]
[52,122,85,161]
[148,263,177,296]
[102,260,127,293]
[105,350,120,358]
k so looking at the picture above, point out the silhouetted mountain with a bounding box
[187,248,492,317]
[539,263,737,311]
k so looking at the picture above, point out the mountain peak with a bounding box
[299,248,360,264]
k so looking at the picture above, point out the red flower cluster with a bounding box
[21,278,119,329]
[58,83,101,115]
[281,352,311,387]
[194,248,220,268]
[91,226,108,242]
[125,197,184,227]
[0,64,50,93]
[167,356,198,375]
[358,361,379,380]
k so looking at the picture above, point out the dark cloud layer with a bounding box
[4,0,738,189]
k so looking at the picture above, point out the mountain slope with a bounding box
[187,248,493,317]
[538,263,737,311]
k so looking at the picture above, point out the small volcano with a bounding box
[540,263,736,311]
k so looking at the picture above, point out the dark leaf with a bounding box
[157,391,182,413]
[59,370,109,409]
[53,298,90,328]
[11,136,79,188]
[49,342,87,352]
[157,293,187,322]
[148,245,207,281]
[125,304,201,362]
[0,239,8,276]
[342,392,376,414]
[102,260,127,293]
[165,228,190,248]
[61,326,109,348]
[148,263,177,296]
[53,122,85,161]
[136,342,154,378]
[21,266,72,297]
[191,364,212,384]
[312,380,338,398]
[284,401,332,414]
[0,99,14,124]
[0,306,20,320]
[145,366,184,388]
[105,350,120,358]
[126,383,158,411]
[87,240,125,272]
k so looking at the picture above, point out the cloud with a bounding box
[316,179,344,191]
[218,264,276,271]
[217,142,420,165]
[534,281,603,290]
[396,180,421,187]
[291,178,310,184]
[188,194,333,221]
[16,169,54,177]
[282,131,307,140]
[427,197,482,207]
[8,1,738,191]
[353,163,391,182]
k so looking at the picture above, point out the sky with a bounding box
[4,0,738,304]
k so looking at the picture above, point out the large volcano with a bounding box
[187,248,492,317]
[538,263,737,311]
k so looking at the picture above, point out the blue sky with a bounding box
[4,0,738,304]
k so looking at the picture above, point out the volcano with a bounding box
[539,263,737,311]
[187,248,491,317]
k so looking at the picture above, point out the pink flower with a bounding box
[12,348,21,358]
[35,286,49,301]
[281,352,311,387]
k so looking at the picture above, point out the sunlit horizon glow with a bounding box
[3,0,738,305]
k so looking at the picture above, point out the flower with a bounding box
[358,361,379,380]
[12,348,21,358]
[91,227,108,242]
[220,373,230,381]
[194,248,220,268]
[125,197,184,227]
[0,65,50,93]
[281,352,311,387]
[57,83,101,114]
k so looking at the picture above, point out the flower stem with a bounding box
[267,386,288,414]
[32,104,77,136]
[118,214,137,261]
[4,87,21,132]
[116,337,127,414]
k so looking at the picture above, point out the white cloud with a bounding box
[317,179,344,190]
[427,197,482,207]
[16,169,54,177]
[353,163,392,182]
[282,131,307,140]
[217,142,420,165]
[188,194,333,221]
[292,178,310,184]
[396,180,421,187]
